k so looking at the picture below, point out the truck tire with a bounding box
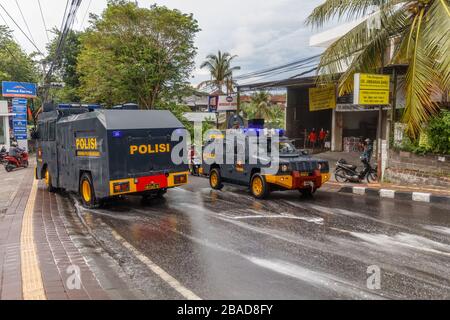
[44,167,56,193]
[80,173,99,209]
[250,174,270,199]
[209,168,223,190]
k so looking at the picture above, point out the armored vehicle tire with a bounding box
[210,169,224,190]
[80,173,99,209]
[44,167,57,193]
[250,174,270,199]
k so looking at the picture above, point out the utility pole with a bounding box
[390,67,398,142]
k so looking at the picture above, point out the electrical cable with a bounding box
[37,0,50,43]
[14,0,37,45]
[0,1,43,55]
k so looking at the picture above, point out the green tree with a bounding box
[198,50,240,94]
[242,91,285,128]
[247,91,273,120]
[77,0,200,108]
[0,26,38,84]
[306,0,450,138]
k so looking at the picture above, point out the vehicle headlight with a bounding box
[281,164,290,173]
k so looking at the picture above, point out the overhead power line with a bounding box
[0,2,44,55]
[37,0,50,43]
[234,54,321,81]
[80,0,92,29]
[15,0,37,45]
[43,0,83,102]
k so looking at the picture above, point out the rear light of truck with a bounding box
[113,182,130,193]
[174,174,187,185]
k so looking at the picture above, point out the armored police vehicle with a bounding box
[35,104,189,208]
[202,129,330,199]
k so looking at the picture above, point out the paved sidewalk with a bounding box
[0,164,138,300]
[315,151,450,203]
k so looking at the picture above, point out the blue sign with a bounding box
[14,128,27,134]
[14,134,28,140]
[13,120,27,127]
[13,106,27,113]
[12,98,27,105]
[2,81,37,98]
[13,113,27,121]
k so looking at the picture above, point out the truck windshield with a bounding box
[258,140,297,154]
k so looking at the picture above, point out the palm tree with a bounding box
[198,51,241,94]
[250,91,273,120]
[306,0,450,138]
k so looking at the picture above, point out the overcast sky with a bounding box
[0,0,326,85]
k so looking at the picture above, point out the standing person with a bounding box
[308,129,317,149]
[319,128,327,149]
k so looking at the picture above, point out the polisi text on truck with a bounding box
[129,144,171,155]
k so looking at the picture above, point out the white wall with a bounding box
[0,100,11,148]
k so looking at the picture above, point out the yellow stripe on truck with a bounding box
[167,172,189,188]
[109,178,137,196]
[264,175,294,189]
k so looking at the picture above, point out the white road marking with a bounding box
[423,225,450,236]
[111,230,201,300]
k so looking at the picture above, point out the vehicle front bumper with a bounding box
[265,171,330,191]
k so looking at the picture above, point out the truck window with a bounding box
[48,121,56,141]
[38,122,47,141]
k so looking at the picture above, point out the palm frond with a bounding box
[305,0,405,28]
[402,8,440,138]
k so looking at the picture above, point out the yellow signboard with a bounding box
[309,85,336,112]
[354,73,390,105]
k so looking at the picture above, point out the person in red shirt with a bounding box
[308,129,317,148]
[319,128,327,148]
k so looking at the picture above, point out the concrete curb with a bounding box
[339,186,450,205]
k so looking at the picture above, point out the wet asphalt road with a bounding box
[75,177,450,300]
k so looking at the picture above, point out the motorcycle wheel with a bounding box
[5,164,14,172]
[23,160,29,168]
[366,170,378,184]
[334,169,348,183]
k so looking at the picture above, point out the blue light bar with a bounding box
[112,131,123,138]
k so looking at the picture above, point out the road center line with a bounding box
[21,179,46,300]
[110,230,201,300]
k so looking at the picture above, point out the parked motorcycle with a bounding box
[190,157,202,176]
[334,157,378,183]
[0,146,7,165]
[4,149,29,172]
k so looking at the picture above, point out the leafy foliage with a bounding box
[427,110,450,155]
[0,26,38,84]
[306,0,450,138]
[77,0,200,108]
[198,51,240,93]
